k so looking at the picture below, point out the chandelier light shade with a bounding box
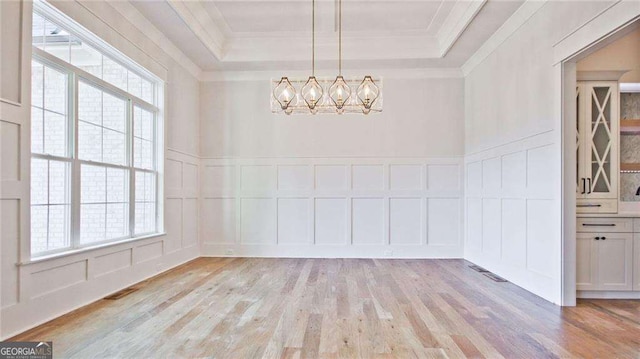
[301,76,323,112]
[273,77,296,113]
[357,76,380,114]
[329,75,351,113]
[271,0,382,115]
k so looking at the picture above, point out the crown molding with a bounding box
[461,0,547,77]
[108,1,202,79]
[166,0,226,61]
[437,0,487,57]
[161,0,489,66]
[200,68,463,82]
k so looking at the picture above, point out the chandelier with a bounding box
[271,0,382,115]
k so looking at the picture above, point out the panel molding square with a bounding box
[390,165,422,190]
[428,198,460,246]
[390,198,422,245]
[315,165,347,190]
[202,165,235,192]
[278,165,311,190]
[314,198,347,245]
[428,165,460,191]
[277,198,310,244]
[352,165,384,190]
[240,198,276,244]
[241,165,275,191]
[201,198,236,244]
[352,198,384,245]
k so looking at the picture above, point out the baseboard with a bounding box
[201,243,463,259]
[577,291,640,299]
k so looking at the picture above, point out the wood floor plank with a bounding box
[8,258,640,358]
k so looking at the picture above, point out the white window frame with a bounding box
[30,1,164,258]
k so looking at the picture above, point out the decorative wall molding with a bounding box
[552,1,639,64]
[166,0,226,61]
[461,0,547,76]
[464,131,562,304]
[1,149,201,340]
[437,0,487,57]
[200,68,464,82]
[200,157,464,259]
[0,0,24,106]
[67,0,202,79]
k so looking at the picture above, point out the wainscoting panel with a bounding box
[314,198,348,245]
[464,131,561,303]
[201,157,463,258]
[1,149,201,339]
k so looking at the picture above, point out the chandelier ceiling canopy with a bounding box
[271,0,382,115]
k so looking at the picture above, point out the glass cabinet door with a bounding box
[585,82,618,199]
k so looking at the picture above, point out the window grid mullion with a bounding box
[153,111,158,233]
[70,71,81,250]
[129,99,136,237]
[46,160,50,251]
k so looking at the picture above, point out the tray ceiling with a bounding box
[130,0,524,72]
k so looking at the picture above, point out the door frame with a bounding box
[558,3,640,306]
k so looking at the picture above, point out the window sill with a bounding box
[20,232,167,266]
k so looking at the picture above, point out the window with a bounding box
[30,2,163,257]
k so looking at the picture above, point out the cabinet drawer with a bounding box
[577,199,617,214]
[577,217,634,233]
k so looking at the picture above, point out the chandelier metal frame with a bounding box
[271,0,382,115]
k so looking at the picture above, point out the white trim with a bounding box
[556,2,640,306]
[166,0,225,61]
[105,1,202,79]
[461,0,547,76]
[32,48,158,112]
[577,291,640,299]
[620,83,640,93]
[23,232,167,266]
[200,68,464,82]
[437,0,487,57]
[29,5,165,259]
[201,244,462,259]
[34,0,159,85]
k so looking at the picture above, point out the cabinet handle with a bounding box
[577,204,602,208]
[581,178,586,194]
[582,223,616,227]
[587,178,592,194]
[601,236,606,240]
[595,237,600,240]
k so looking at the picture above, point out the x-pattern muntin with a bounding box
[589,87,613,192]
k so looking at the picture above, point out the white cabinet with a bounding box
[576,81,619,213]
[576,233,597,290]
[576,231,633,291]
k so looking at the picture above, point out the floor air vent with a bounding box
[104,287,138,300]
[482,272,508,282]
[468,264,489,272]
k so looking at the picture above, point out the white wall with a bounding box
[462,0,636,304]
[0,0,201,339]
[200,78,464,158]
[199,77,466,257]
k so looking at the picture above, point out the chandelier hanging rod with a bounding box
[271,0,382,115]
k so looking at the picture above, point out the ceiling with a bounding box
[130,0,524,72]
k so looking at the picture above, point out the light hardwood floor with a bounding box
[10,258,640,358]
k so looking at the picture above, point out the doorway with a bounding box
[561,16,640,305]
